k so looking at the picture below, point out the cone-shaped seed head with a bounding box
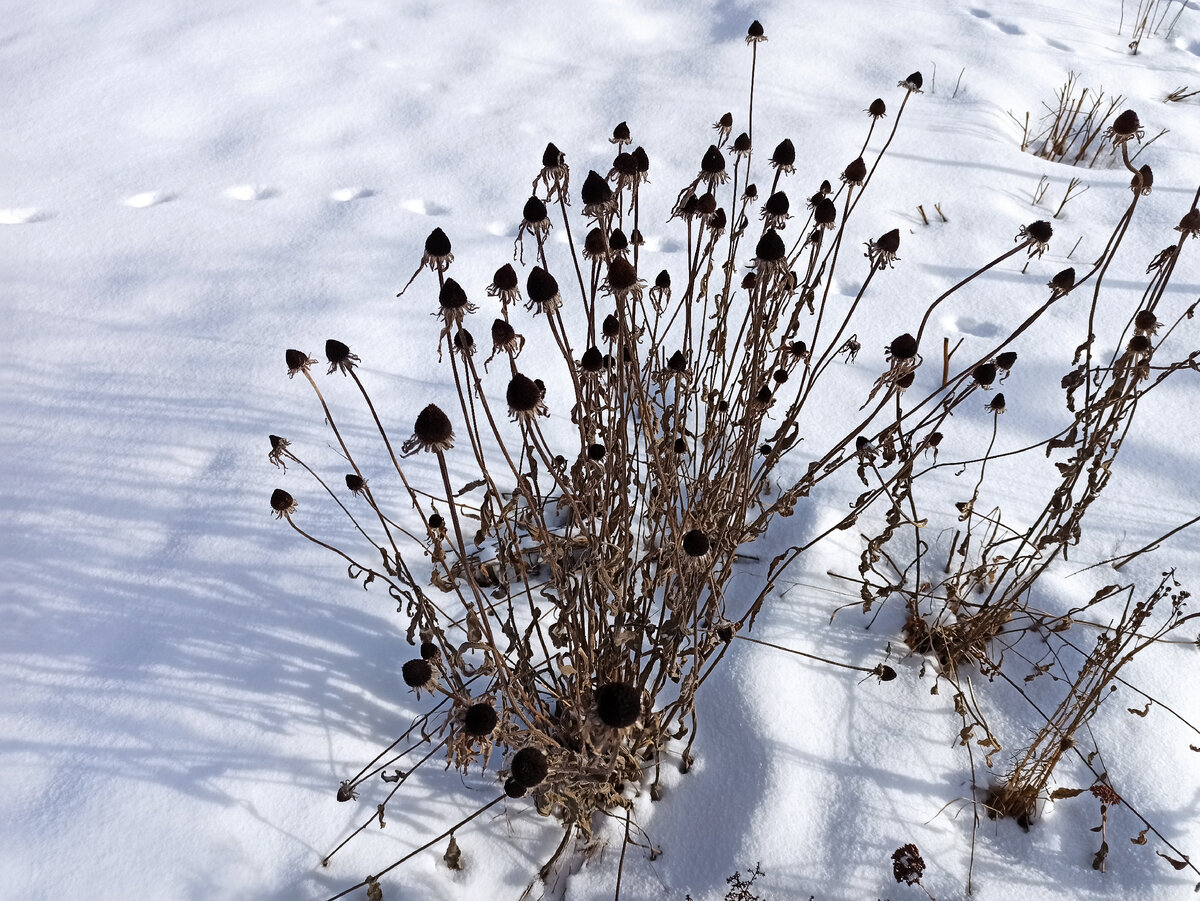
[510,747,548,787]
[345,473,365,493]
[814,198,837,226]
[420,640,440,658]
[523,195,548,223]
[756,229,786,262]
[602,314,620,338]
[581,170,612,205]
[682,529,711,557]
[439,278,468,309]
[414,404,454,447]
[701,144,725,174]
[765,191,790,216]
[463,703,498,737]
[904,71,923,89]
[973,362,998,387]
[1025,220,1053,243]
[580,346,604,372]
[869,98,887,117]
[996,351,1018,370]
[1112,109,1141,137]
[584,227,607,257]
[1134,310,1157,331]
[667,350,687,372]
[504,777,527,798]
[733,132,752,153]
[878,229,901,254]
[844,157,867,183]
[889,333,918,360]
[527,267,560,304]
[718,111,733,128]
[270,489,295,514]
[507,373,541,413]
[595,681,641,728]
[632,146,650,173]
[1050,267,1075,292]
[612,151,636,175]
[542,142,564,168]
[587,443,606,461]
[771,139,796,168]
[326,339,353,366]
[607,258,638,292]
[1128,335,1152,354]
[491,263,519,291]
[609,228,628,251]
[655,269,671,289]
[612,121,630,142]
[402,658,433,687]
[747,20,764,37]
[425,227,451,257]
[492,318,516,345]
[285,349,310,372]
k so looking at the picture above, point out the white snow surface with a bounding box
[3,1,1200,899]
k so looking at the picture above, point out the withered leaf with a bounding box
[444,835,463,870]
[1127,702,1151,717]
[1156,851,1190,870]
[1051,787,1085,800]
[1131,829,1149,845]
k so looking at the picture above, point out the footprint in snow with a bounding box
[969,8,991,18]
[951,316,1003,339]
[401,198,449,216]
[0,207,51,224]
[330,187,374,203]
[124,190,175,208]
[224,185,278,201]
[993,20,1025,35]
[1045,38,1071,51]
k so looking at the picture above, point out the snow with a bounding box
[3,1,1199,899]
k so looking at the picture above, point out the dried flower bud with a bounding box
[426,514,444,532]
[542,142,564,168]
[607,258,638,293]
[584,227,608,258]
[814,198,837,227]
[611,151,636,176]
[510,747,548,788]
[492,318,516,346]
[771,139,796,170]
[764,191,790,217]
[602,314,620,339]
[987,393,1006,414]
[899,71,923,92]
[673,437,688,454]
[632,146,650,173]
[411,404,454,452]
[868,98,887,118]
[609,228,629,252]
[654,270,671,289]
[439,278,469,310]
[1127,334,1152,355]
[580,346,605,373]
[285,348,313,376]
[270,488,296,516]
[1110,109,1141,139]
[888,333,918,361]
[701,145,726,175]
[1134,310,1158,333]
[733,132,752,154]
[522,195,548,224]
[755,229,786,262]
[1133,164,1152,193]
[747,19,765,39]
[491,262,519,292]
[425,227,451,258]
[929,432,943,447]
[595,681,641,728]
[667,350,688,372]
[1049,267,1075,295]
[463,703,498,737]
[973,362,998,387]
[759,443,773,456]
[996,351,1018,371]
[843,157,867,186]
[587,443,606,461]
[682,529,711,557]
[611,121,631,144]
[402,658,434,688]
[507,373,542,414]
[527,267,560,307]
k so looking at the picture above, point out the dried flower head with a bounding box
[732,131,752,156]
[1127,334,1152,356]
[996,350,1018,372]
[270,488,296,518]
[1107,109,1144,145]
[526,266,562,314]
[1177,208,1200,239]
[868,97,887,119]
[345,473,367,496]
[580,346,605,374]
[1089,782,1122,806]
[753,229,788,276]
[1132,164,1153,195]
[462,702,499,738]
[510,747,548,788]
[608,152,638,194]
[987,392,1006,414]
[452,327,475,358]
[1048,267,1075,298]
[403,403,455,454]
[268,434,290,469]
[746,19,766,43]
[401,658,437,692]
[610,120,631,146]
[506,373,548,421]
[608,228,629,253]
[891,843,926,886]
[438,278,477,328]
[602,314,620,341]
[503,777,526,798]
[866,228,901,268]
[486,318,524,371]
[285,348,314,378]
[487,262,521,309]
[580,169,616,218]
[606,257,643,301]
[1018,220,1053,258]
[325,339,360,375]
[1133,310,1159,335]
[514,195,552,264]
[682,529,711,557]
[533,141,569,201]
[770,139,796,174]
[714,111,733,145]
[420,640,441,659]
[898,71,923,93]
[761,190,791,228]
[586,442,606,461]
[887,333,919,363]
[973,362,998,388]
[842,156,867,187]
[594,681,641,729]
[813,198,837,229]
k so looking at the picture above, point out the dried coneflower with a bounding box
[438,278,477,327]
[345,473,367,496]
[420,640,441,659]
[462,702,499,737]
[533,141,569,200]
[996,350,1018,372]
[609,152,638,194]
[487,263,521,309]
[1127,334,1152,355]
[506,373,548,420]
[770,138,796,174]
[1107,109,1143,145]
[699,145,728,190]
[754,229,788,276]
[1134,310,1159,335]
[602,314,621,340]
[609,228,629,253]
[632,146,650,180]
[526,266,562,313]
[867,97,887,119]
[986,393,1006,414]
[1177,208,1200,238]
[814,197,837,229]
[403,403,455,454]
[452,328,475,357]
[673,437,688,454]
[504,777,526,798]
[1048,267,1075,298]
[587,443,606,461]
[891,843,926,887]
[594,681,641,729]
[401,658,436,691]
[285,348,313,378]
[842,156,867,187]
[580,346,605,373]
[1018,220,1053,257]
[973,362,998,388]
[762,190,791,228]
[325,339,360,375]
[583,226,609,260]
[510,747,548,788]
[270,488,296,518]
[1132,164,1153,195]
[898,71,923,93]
[682,529,711,557]
[268,434,290,469]
[606,257,642,300]
[610,120,631,146]
[746,19,766,43]
[732,131,752,157]
[581,170,616,218]
[514,195,552,264]
[867,228,901,268]
[886,333,919,363]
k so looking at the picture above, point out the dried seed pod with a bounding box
[411,404,455,452]
[711,208,728,232]
[542,142,564,168]
[842,156,867,186]
[1132,164,1152,194]
[673,437,688,454]
[897,371,915,389]
[285,348,313,377]
[602,314,620,339]
[655,270,671,289]
[789,340,808,359]
[452,328,475,355]
[764,191,790,217]
[324,339,359,375]
[522,195,549,224]
[1134,310,1158,333]
[492,318,516,347]
[491,263,519,292]
[630,228,644,246]
[439,278,469,310]
[504,777,526,798]
[773,368,789,384]
[402,658,434,688]
[888,333,918,361]
[425,227,452,258]
[744,183,758,200]
[611,120,631,145]
[580,170,613,209]
[733,132,752,154]
[510,747,548,788]
[973,362,998,387]
[899,71,923,92]
[701,145,726,175]
[611,151,636,176]
[587,443,606,461]
[594,681,641,729]
[463,703,499,737]
[609,228,629,252]
[682,529,711,557]
[270,488,296,516]
[583,227,608,259]
[506,373,542,414]
[697,192,717,216]
[928,431,943,448]
[632,146,650,174]
[420,640,440,659]
[1048,267,1075,295]
[770,139,796,171]
[345,473,366,495]
[527,267,561,308]
[759,443,773,456]
[996,351,1018,371]
[580,346,605,373]
[1023,220,1053,244]
[1109,109,1141,141]
[667,350,688,372]
[814,198,837,228]
[1177,208,1200,237]
[747,19,765,39]
[426,514,445,532]
[741,272,757,290]
[755,229,786,262]
[1127,334,1152,355]
[868,98,887,118]
[987,393,1006,414]
[819,179,832,195]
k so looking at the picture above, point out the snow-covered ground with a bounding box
[3,1,1199,899]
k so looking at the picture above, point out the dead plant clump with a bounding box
[265,18,1200,900]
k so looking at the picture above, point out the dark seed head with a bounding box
[747,19,764,38]
[632,146,650,173]
[507,373,541,413]
[843,157,867,184]
[929,431,943,447]
[608,228,628,251]
[888,333,918,360]
[527,267,560,304]
[903,71,923,90]
[897,371,915,389]
[765,191,790,216]
[1025,220,1053,244]
[973,362,998,387]
[594,681,641,729]
[819,179,832,195]
[270,488,295,514]
[814,198,837,226]
[1049,267,1075,292]
[580,346,604,373]
[701,145,725,175]
[756,229,786,262]
[492,318,516,346]
[584,227,607,257]
[607,258,638,292]
[682,529,711,557]
[771,139,796,168]
[1111,109,1141,138]
[542,142,564,168]
[1134,165,1152,192]
[325,339,353,367]
[988,393,1006,414]
[587,443,606,461]
[504,776,527,798]
[402,658,433,688]
[345,473,365,494]
[744,183,758,200]
[868,98,887,118]
[711,208,727,231]
[414,404,454,447]
[1179,208,1200,234]
[790,340,808,358]
[439,278,468,310]
[581,170,612,206]
[655,269,671,289]
[1128,334,1152,355]
[878,665,897,681]
[773,368,789,384]
[612,153,637,178]
[718,111,733,128]
[673,437,688,454]
[667,349,687,372]
[453,328,474,353]
[425,227,451,258]
[522,195,548,224]
[463,702,498,737]
[510,747,548,787]
[630,228,644,246]
[492,263,519,291]
[611,120,631,143]
[602,314,620,339]
[996,351,1018,370]
[427,514,444,531]
[698,192,717,216]
[878,229,901,254]
[759,443,773,456]
[285,348,311,373]
[733,132,752,153]
[1134,310,1158,332]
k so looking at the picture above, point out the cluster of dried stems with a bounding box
[1120,0,1189,53]
[265,19,1200,900]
